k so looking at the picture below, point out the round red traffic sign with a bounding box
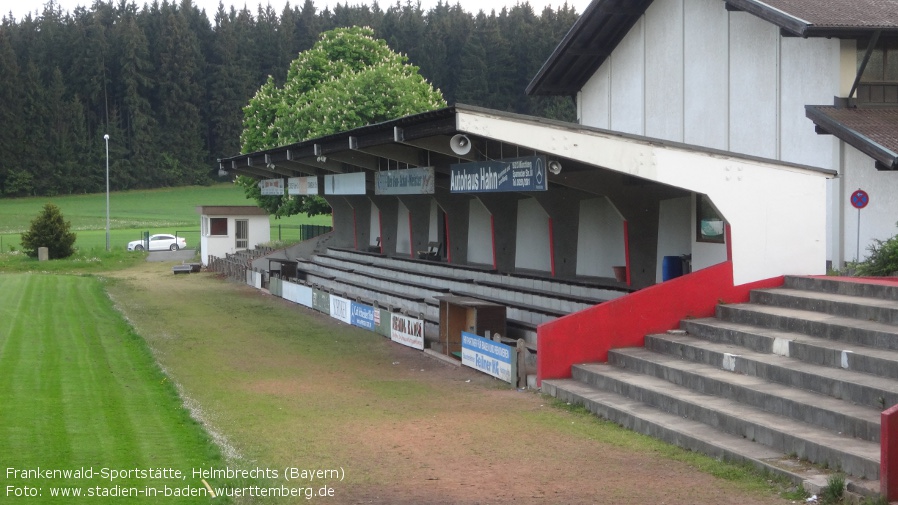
[851,189,869,209]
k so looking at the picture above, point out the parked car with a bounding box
[128,234,187,251]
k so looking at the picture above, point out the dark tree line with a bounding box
[0,0,579,197]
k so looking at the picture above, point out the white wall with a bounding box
[514,198,552,272]
[840,144,898,265]
[467,198,494,266]
[369,201,381,247]
[656,196,692,282]
[199,215,270,266]
[576,197,626,277]
[574,0,845,270]
[429,200,440,243]
[396,200,411,255]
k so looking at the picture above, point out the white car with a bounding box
[128,234,187,251]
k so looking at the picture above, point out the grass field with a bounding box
[0,274,243,503]
[0,184,332,252]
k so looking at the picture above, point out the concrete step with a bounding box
[681,318,898,380]
[606,347,881,442]
[569,362,880,478]
[542,378,848,486]
[751,287,898,325]
[716,303,898,352]
[785,276,898,302]
[645,333,898,410]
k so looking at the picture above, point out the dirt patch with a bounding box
[105,264,794,505]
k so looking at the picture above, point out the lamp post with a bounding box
[104,134,110,251]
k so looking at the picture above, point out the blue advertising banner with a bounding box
[450,156,547,193]
[460,331,515,384]
[350,301,376,330]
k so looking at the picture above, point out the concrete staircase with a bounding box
[542,276,898,490]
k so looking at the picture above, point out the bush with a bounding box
[20,203,77,259]
[854,222,898,276]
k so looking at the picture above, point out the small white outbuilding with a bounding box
[196,205,270,266]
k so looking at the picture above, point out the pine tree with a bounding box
[20,203,77,259]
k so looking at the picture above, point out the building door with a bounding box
[235,219,248,249]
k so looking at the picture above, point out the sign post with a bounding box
[850,189,869,262]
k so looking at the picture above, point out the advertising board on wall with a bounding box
[287,176,319,195]
[324,172,366,195]
[259,178,285,196]
[450,156,547,193]
[374,167,435,195]
[390,313,424,350]
[461,331,515,383]
[329,295,351,324]
[350,301,376,330]
[312,289,330,314]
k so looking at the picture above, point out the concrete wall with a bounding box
[467,198,494,266]
[515,197,552,272]
[655,196,692,282]
[396,200,411,256]
[576,197,626,278]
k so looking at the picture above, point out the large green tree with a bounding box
[238,25,445,217]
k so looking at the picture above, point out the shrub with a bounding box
[20,203,77,259]
[854,222,898,276]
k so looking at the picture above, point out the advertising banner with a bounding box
[461,331,515,383]
[350,301,376,331]
[324,172,366,195]
[450,156,547,193]
[287,176,319,195]
[312,289,330,313]
[390,313,425,350]
[283,281,313,308]
[259,178,285,196]
[374,167,435,195]
[329,295,351,324]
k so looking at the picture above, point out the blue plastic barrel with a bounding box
[662,255,683,281]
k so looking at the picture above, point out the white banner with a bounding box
[390,313,424,350]
[259,178,285,196]
[329,295,351,324]
[375,167,435,195]
[288,176,319,195]
[282,281,313,307]
[324,172,366,195]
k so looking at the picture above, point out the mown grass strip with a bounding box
[0,274,237,503]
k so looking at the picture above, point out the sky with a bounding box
[6,0,593,21]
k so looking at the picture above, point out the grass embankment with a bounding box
[0,274,243,503]
[0,184,332,252]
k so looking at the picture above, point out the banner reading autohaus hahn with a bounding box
[450,156,547,193]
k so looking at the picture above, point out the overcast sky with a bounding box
[5,0,592,21]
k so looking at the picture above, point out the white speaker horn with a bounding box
[548,160,562,175]
[450,134,472,156]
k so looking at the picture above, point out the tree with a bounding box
[238,26,445,217]
[20,203,77,259]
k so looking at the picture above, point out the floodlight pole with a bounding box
[104,134,110,251]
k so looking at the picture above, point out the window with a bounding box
[235,220,248,249]
[696,194,725,244]
[210,218,228,236]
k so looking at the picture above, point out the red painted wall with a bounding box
[536,261,784,384]
[882,404,898,500]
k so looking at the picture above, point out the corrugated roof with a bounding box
[806,106,898,170]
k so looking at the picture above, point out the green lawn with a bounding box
[0,274,242,503]
[0,184,332,252]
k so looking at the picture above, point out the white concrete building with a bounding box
[527,0,898,271]
[196,205,271,266]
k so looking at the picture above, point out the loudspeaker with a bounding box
[548,160,562,175]
[449,134,472,156]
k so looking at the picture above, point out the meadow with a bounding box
[0,184,332,252]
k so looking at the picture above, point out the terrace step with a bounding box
[544,276,898,486]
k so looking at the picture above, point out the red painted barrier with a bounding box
[536,261,784,384]
[882,404,898,500]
